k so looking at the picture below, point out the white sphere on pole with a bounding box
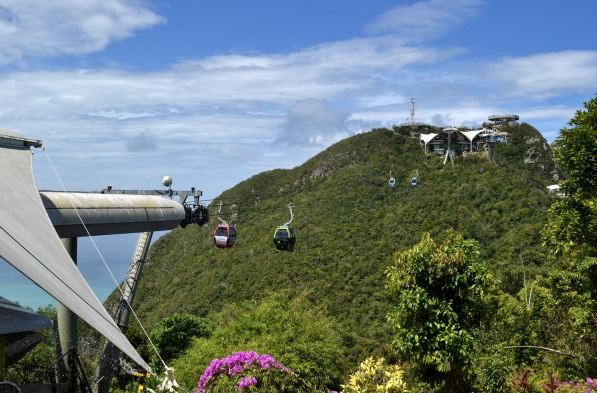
[162,175,173,187]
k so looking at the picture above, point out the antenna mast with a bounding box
[410,97,416,126]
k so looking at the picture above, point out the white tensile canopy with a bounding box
[460,129,484,142]
[419,133,439,154]
[460,129,485,151]
[0,130,150,371]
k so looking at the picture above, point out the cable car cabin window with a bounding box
[277,229,288,239]
[229,227,236,238]
[215,227,228,237]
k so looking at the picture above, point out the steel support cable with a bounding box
[43,149,169,371]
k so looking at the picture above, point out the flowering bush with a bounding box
[173,294,344,391]
[196,351,291,392]
[555,377,596,392]
[342,357,408,393]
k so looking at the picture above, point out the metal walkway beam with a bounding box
[40,192,185,238]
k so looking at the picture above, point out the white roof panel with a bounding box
[0,141,149,371]
[460,130,484,142]
[420,133,439,144]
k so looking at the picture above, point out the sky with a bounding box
[0,0,596,308]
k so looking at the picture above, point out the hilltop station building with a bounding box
[419,114,516,156]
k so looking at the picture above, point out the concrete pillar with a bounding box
[57,237,78,383]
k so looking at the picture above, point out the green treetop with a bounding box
[386,230,491,391]
[542,96,597,260]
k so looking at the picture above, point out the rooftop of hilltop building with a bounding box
[394,113,520,157]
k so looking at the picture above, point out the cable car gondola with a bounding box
[213,223,236,248]
[388,170,396,188]
[273,203,296,251]
[410,170,419,187]
[273,225,295,251]
[212,201,236,248]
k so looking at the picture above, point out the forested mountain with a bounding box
[131,123,557,367]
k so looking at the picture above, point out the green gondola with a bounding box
[273,203,296,251]
[273,225,296,251]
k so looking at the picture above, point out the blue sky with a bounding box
[1,0,596,308]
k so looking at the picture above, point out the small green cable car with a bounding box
[273,225,296,251]
[273,203,296,251]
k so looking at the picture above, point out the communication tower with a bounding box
[410,97,416,126]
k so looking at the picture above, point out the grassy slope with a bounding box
[132,124,555,364]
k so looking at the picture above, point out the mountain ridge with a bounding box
[131,123,556,365]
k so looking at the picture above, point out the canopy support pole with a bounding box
[57,237,78,387]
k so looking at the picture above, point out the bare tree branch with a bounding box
[503,345,577,357]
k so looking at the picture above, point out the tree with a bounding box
[542,96,597,260]
[534,96,597,375]
[149,313,213,364]
[386,230,491,391]
[555,96,597,199]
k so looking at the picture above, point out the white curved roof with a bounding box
[460,129,484,142]
[0,138,150,371]
[420,133,439,144]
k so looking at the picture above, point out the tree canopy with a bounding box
[386,230,491,391]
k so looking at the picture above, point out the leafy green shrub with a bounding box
[473,346,516,393]
[149,313,213,363]
[171,292,345,392]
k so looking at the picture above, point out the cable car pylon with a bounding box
[273,202,296,251]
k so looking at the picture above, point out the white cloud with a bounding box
[0,0,163,62]
[356,93,408,108]
[520,106,577,121]
[276,99,351,146]
[0,36,458,128]
[366,0,483,40]
[352,103,499,128]
[125,131,158,152]
[89,110,158,120]
[490,50,597,98]
[0,18,580,196]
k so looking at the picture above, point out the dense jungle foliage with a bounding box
[127,122,559,378]
[124,102,596,391]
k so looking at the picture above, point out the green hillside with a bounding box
[133,123,556,366]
